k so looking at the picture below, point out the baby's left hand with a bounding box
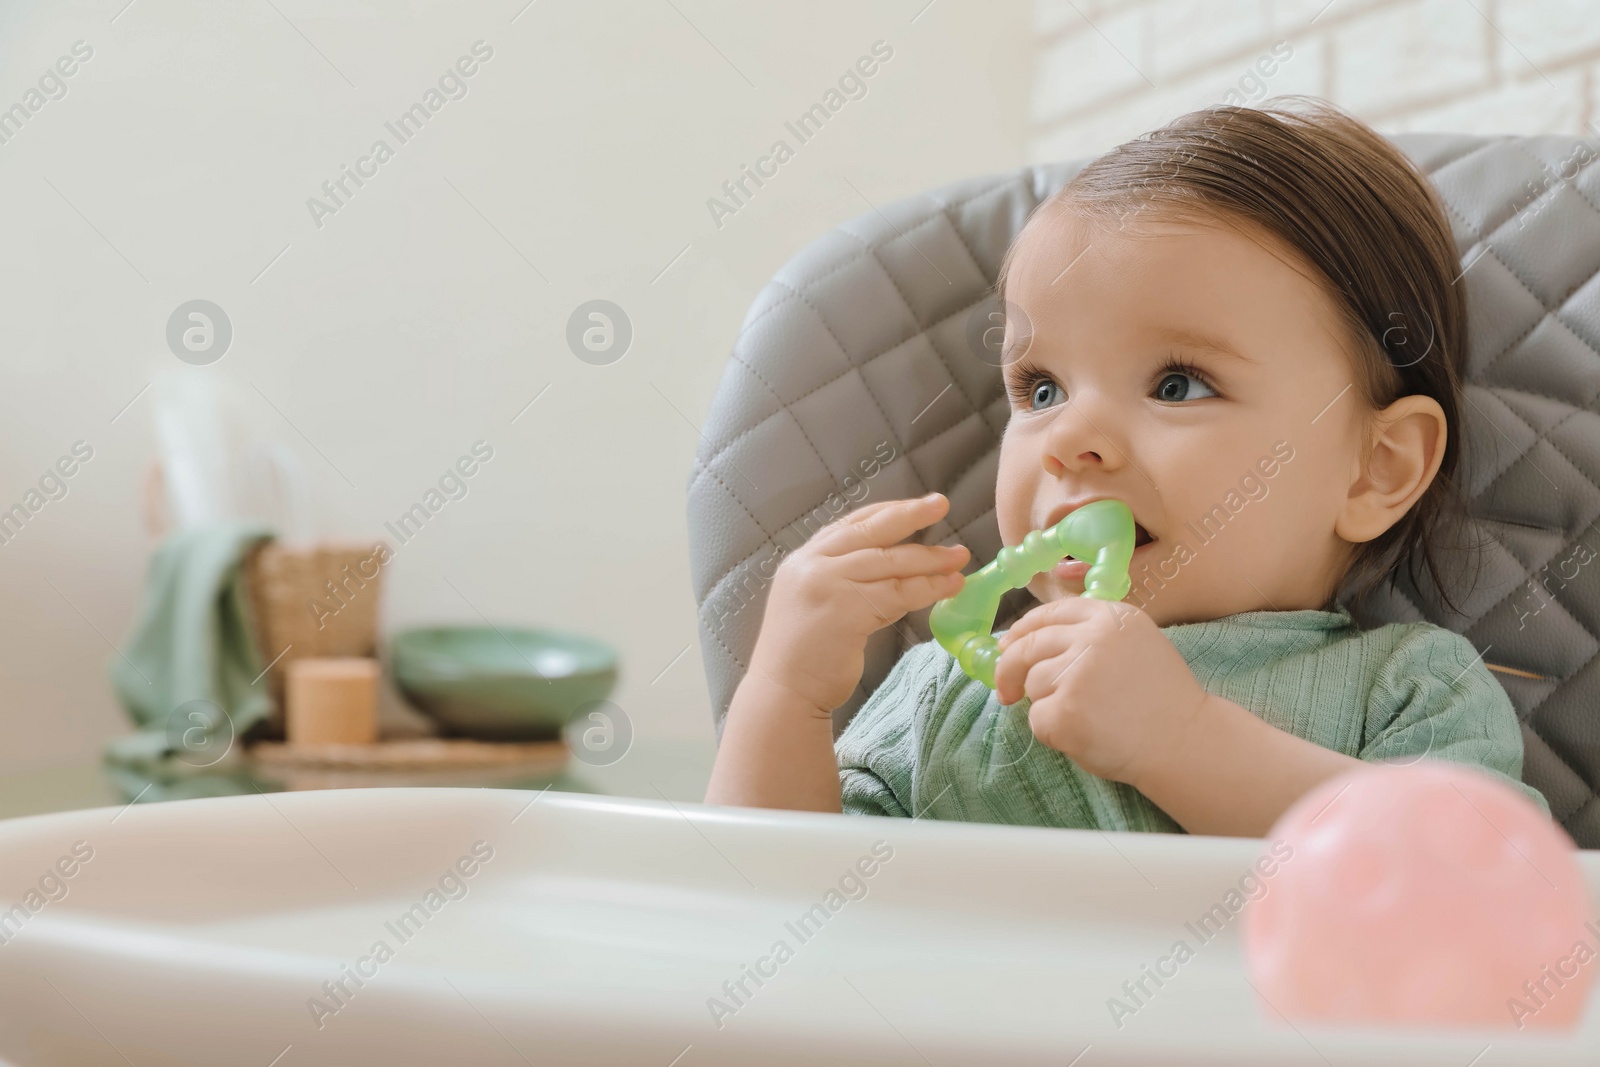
[993,598,1209,787]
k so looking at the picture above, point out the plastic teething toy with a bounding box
[1245,760,1595,1030]
[928,499,1135,689]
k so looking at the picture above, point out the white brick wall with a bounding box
[1029,0,1600,162]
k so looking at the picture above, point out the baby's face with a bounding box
[995,206,1372,625]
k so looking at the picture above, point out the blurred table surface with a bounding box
[0,735,717,822]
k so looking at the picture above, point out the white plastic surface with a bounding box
[0,787,1596,1065]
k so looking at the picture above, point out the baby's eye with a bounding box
[1154,371,1217,402]
[1029,377,1065,411]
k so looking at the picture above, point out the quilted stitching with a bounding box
[688,293,993,498]
[688,133,1600,847]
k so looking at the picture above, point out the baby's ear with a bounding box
[1335,394,1447,545]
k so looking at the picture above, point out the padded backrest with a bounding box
[688,132,1600,847]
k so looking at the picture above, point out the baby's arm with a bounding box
[707,671,844,811]
[704,493,968,812]
[995,604,1544,837]
[992,598,1369,837]
[1136,626,1549,836]
[1128,694,1367,837]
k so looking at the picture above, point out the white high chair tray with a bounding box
[0,787,1595,1065]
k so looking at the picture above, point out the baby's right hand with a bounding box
[747,492,969,715]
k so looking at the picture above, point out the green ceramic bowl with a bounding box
[388,626,618,741]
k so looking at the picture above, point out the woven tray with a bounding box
[249,738,567,771]
[246,738,569,792]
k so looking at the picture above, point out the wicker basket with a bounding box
[242,540,388,736]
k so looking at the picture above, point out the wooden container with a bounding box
[286,657,380,746]
[243,540,388,735]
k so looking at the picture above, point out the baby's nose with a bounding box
[1046,418,1115,469]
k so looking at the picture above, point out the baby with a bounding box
[705,97,1550,837]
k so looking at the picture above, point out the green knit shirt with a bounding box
[834,607,1550,830]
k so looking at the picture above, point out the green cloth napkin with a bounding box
[106,523,276,768]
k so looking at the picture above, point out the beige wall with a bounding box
[1030,0,1600,160]
[24,0,1588,775]
[0,0,1033,772]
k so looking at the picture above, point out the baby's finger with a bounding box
[846,571,964,627]
[798,498,905,554]
[1024,646,1093,707]
[840,541,969,583]
[993,626,1078,705]
[819,493,948,555]
[816,495,906,531]
[995,596,1099,652]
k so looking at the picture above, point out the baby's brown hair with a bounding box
[998,95,1469,610]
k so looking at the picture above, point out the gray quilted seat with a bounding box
[687,131,1600,848]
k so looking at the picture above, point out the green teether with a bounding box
[928,499,1135,689]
